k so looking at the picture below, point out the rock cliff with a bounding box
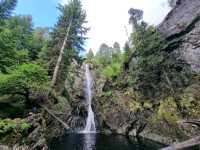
[159,0,200,72]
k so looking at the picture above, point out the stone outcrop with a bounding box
[159,0,200,72]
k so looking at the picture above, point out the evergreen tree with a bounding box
[128,8,143,33]
[129,23,192,98]
[96,43,112,66]
[112,42,121,54]
[46,0,88,88]
[0,28,16,73]
[0,0,17,20]
[86,48,94,61]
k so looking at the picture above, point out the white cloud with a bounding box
[59,0,171,53]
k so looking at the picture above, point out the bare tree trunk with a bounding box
[51,20,72,87]
[40,105,69,130]
[160,136,200,150]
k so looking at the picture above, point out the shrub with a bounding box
[102,63,122,78]
[0,63,49,102]
[0,118,31,135]
[129,23,192,98]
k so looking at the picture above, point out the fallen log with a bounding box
[160,136,200,150]
[40,105,69,130]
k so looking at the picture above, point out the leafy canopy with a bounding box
[0,63,49,96]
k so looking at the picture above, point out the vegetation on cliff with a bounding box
[0,0,199,148]
[85,6,200,143]
[0,0,87,147]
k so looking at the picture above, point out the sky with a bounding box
[14,0,171,53]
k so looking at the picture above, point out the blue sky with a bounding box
[14,0,171,52]
[14,0,60,28]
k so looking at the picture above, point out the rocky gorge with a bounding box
[0,0,200,149]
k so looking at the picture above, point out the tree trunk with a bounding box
[40,105,69,130]
[51,20,72,87]
[160,136,200,150]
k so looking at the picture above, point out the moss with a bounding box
[179,84,200,118]
[143,102,153,109]
[157,97,180,125]
[149,97,185,139]
[102,91,113,97]
[128,100,143,112]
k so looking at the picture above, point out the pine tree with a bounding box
[129,23,192,98]
[86,49,94,61]
[0,0,17,20]
[47,0,89,87]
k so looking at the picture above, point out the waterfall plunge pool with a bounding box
[49,133,166,150]
[49,64,166,150]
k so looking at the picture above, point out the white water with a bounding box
[82,64,96,133]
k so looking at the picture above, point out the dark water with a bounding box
[50,133,166,150]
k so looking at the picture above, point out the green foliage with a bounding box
[129,100,142,112]
[102,63,122,78]
[15,50,29,64]
[53,96,70,112]
[179,83,200,118]
[46,0,88,89]
[5,15,46,60]
[0,28,17,73]
[86,49,94,63]
[0,0,17,20]
[149,97,184,138]
[96,43,112,66]
[0,63,49,99]
[0,15,48,73]
[129,23,192,97]
[102,91,113,97]
[92,42,123,79]
[0,118,30,135]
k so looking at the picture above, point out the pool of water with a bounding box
[49,133,166,150]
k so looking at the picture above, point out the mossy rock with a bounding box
[128,100,143,112]
[179,83,200,118]
[148,97,185,139]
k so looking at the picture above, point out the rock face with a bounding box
[65,63,95,131]
[159,0,200,72]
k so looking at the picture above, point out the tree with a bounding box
[98,43,110,57]
[96,43,112,66]
[0,63,49,104]
[86,49,94,61]
[0,0,17,21]
[112,42,121,54]
[129,23,192,98]
[128,8,143,33]
[5,15,40,60]
[48,0,88,87]
[0,28,16,73]
[28,27,49,60]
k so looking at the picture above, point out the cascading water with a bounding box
[82,64,96,133]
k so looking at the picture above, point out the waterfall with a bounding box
[82,64,96,133]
